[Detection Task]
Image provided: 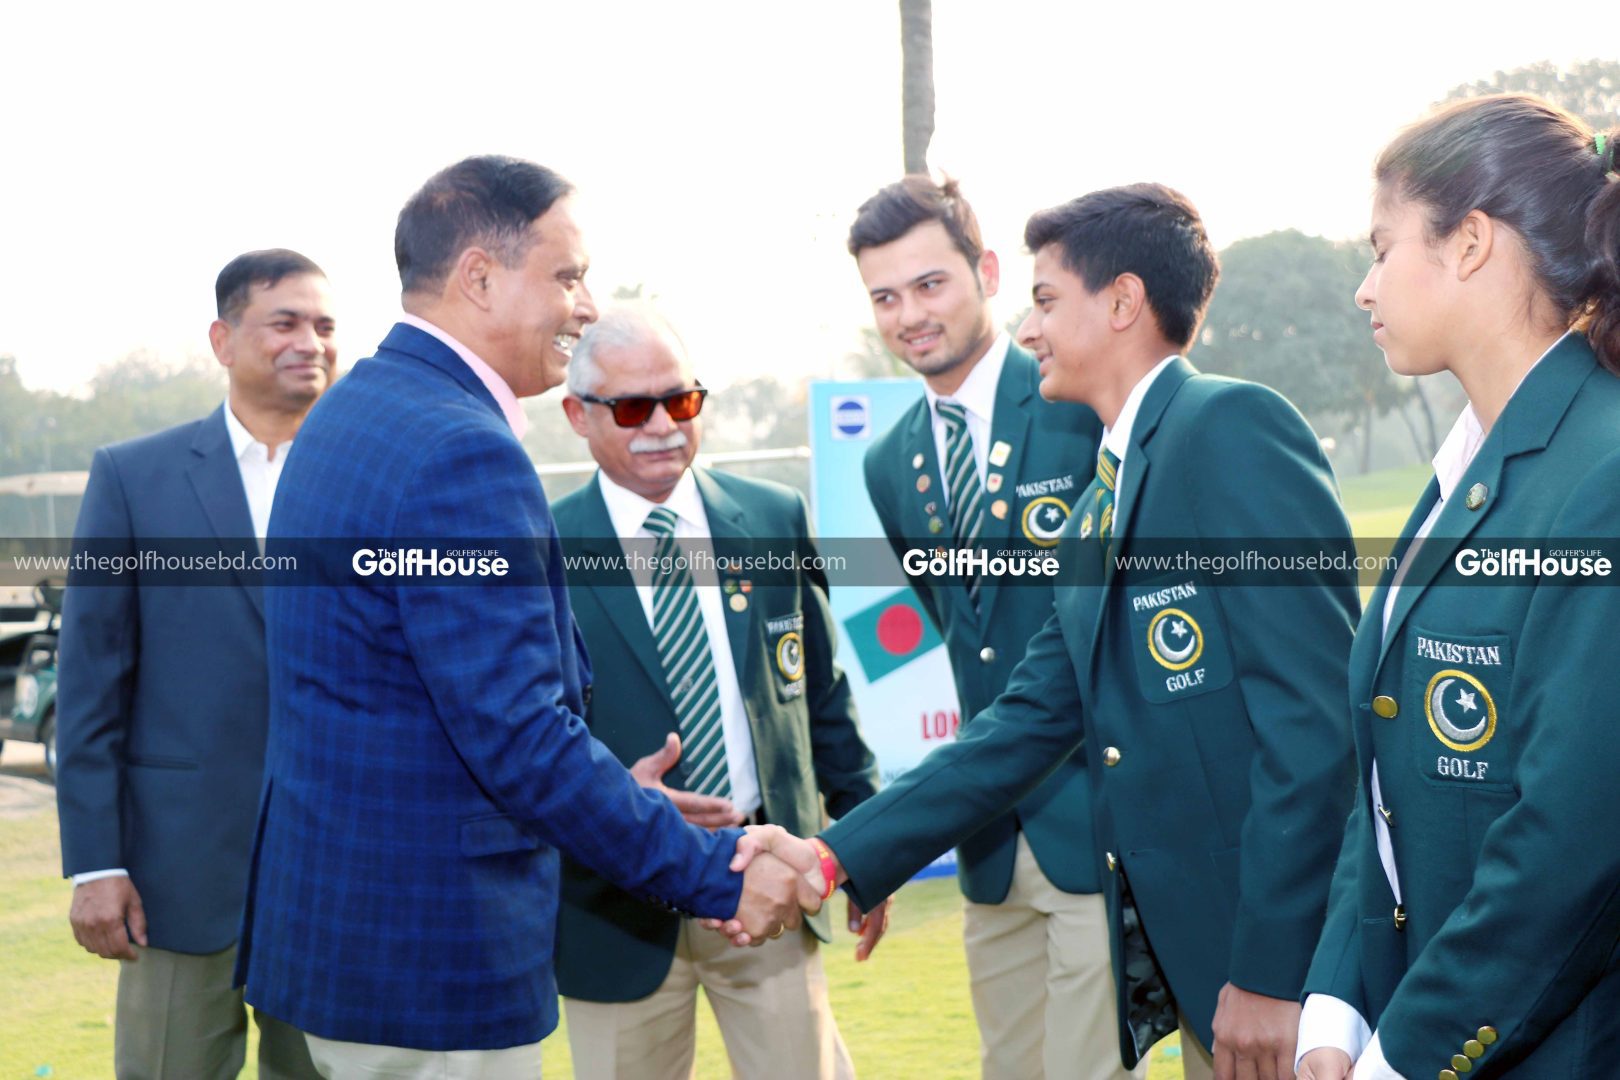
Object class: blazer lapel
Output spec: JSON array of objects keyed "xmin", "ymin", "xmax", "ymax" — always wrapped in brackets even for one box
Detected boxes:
[
  {"xmin": 1375, "ymin": 335, "xmax": 1595, "ymax": 673},
  {"xmin": 1090, "ymin": 358, "xmax": 1194, "ymax": 653},
  {"xmin": 973, "ymin": 348, "xmax": 1036, "ymax": 623},
  {"xmin": 567, "ymin": 477, "xmax": 671, "ymax": 706},
  {"xmin": 187, "ymin": 406, "xmax": 263, "ymax": 620},
  {"xmin": 693, "ymin": 469, "xmax": 759, "ymax": 683}
]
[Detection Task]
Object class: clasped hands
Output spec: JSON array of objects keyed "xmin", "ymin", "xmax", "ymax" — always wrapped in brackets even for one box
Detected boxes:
[
  {"xmin": 709, "ymin": 825, "xmax": 889, "ymax": 961},
  {"xmin": 631, "ymin": 734, "xmax": 889, "ymax": 960}
]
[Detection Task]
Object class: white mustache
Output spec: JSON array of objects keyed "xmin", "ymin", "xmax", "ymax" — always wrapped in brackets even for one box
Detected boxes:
[{"xmin": 630, "ymin": 430, "xmax": 689, "ymax": 454}]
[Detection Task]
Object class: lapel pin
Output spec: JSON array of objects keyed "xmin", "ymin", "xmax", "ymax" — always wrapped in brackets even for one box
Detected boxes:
[
  {"xmin": 991, "ymin": 499, "xmax": 1009, "ymax": 520},
  {"xmin": 740, "ymin": 580, "xmax": 752, "ymax": 593},
  {"xmin": 916, "ymin": 475, "xmax": 932, "ymax": 494},
  {"xmin": 923, "ymin": 501, "xmax": 937, "ymax": 515},
  {"xmin": 912, "ymin": 452, "xmax": 925, "ymax": 469},
  {"xmin": 723, "ymin": 579, "xmax": 739, "ymax": 595},
  {"xmin": 989, "ymin": 441, "xmax": 1012, "ymax": 467},
  {"xmin": 729, "ymin": 593, "xmax": 749, "ymax": 612},
  {"xmin": 1465, "ymin": 483, "xmax": 1488, "ymax": 511},
  {"xmin": 986, "ymin": 473, "xmax": 1003, "ymax": 493},
  {"xmin": 928, "ymin": 516, "xmax": 945, "ymax": 534}
]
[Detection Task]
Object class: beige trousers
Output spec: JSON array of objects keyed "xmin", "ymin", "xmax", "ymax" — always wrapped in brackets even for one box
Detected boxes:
[
  {"xmin": 303, "ymin": 1034, "xmax": 541, "ymax": 1079},
  {"xmin": 1176, "ymin": 1014, "xmax": 1215, "ymax": 1080},
  {"xmin": 113, "ymin": 943, "xmax": 320, "ymax": 1080},
  {"xmin": 962, "ymin": 833, "xmax": 1147, "ymax": 1080},
  {"xmin": 564, "ymin": 917, "xmax": 853, "ymax": 1080}
]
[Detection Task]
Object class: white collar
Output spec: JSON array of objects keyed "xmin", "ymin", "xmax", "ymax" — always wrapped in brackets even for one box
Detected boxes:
[
  {"xmin": 923, "ymin": 332, "xmax": 1010, "ymax": 425},
  {"xmin": 1433, "ymin": 330, "xmax": 1570, "ymax": 501},
  {"xmin": 1102, "ymin": 355, "xmax": 1181, "ymax": 462},
  {"xmin": 596, "ymin": 467, "xmax": 708, "ymax": 537},
  {"xmin": 222, "ymin": 400, "xmax": 284, "ymax": 461}
]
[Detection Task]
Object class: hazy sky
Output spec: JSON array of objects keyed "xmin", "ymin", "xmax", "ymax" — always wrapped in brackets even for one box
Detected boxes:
[{"xmin": 0, "ymin": 1, "xmax": 1607, "ymax": 396}]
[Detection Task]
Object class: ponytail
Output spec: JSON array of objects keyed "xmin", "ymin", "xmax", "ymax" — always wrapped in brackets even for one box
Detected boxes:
[{"xmin": 1584, "ymin": 128, "xmax": 1620, "ymax": 374}]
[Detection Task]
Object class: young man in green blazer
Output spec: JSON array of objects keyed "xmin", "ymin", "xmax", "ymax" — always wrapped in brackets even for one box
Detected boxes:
[
  {"xmin": 553, "ymin": 306, "xmax": 881, "ymax": 1080},
  {"xmin": 741, "ymin": 184, "xmax": 1359, "ymax": 1080},
  {"xmin": 849, "ymin": 176, "xmax": 1127, "ymax": 1080}
]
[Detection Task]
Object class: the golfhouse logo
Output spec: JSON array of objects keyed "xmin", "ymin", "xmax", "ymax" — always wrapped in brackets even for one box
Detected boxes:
[
  {"xmin": 352, "ymin": 548, "xmax": 511, "ymax": 577},
  {"xmin": 1454, "ymin": 547, "xmax": 1613, "ymax": 578},
  {"xmin": 902, "ymin": 547, "xmax": 1060, "ymax": 579}
]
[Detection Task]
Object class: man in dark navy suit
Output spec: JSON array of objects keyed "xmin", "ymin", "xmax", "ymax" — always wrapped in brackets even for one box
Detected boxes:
[
  {"xmin": 236, "ymin": 157, "xmax": 818, "ymax": 1079},
  {"xmin": 57, "ymin": 249, "xmax": 336, "ymax": 1079}
]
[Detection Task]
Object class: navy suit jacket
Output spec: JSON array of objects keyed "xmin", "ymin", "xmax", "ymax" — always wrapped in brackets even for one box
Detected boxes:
[
  {"xmin": 56, "ymin": 407, "xmax": 271, "ymax": 954},
  {"xmin": 236, "ymin": 323, "xmax": 746, "ymax": 1050}
]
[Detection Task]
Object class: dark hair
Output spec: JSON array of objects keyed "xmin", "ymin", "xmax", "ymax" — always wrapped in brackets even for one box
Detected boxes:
[
  {"xmin": 1377, "ymin": 94, "xmax": 1620, "ymax": 373},
  {"xmin": 847, "ymin": 174, "xmax": 984, "ymax": 266},
  {"xmin": 1023, "ymin": 183, "xmax": 1219, "ymax": 349},
  {"xmin": 395, "ymin": 155, "xmax": 574, "ymax": 294},
  {"xmin": 215, "ymin": 249, "xmax": 325, "ymax": 323}
]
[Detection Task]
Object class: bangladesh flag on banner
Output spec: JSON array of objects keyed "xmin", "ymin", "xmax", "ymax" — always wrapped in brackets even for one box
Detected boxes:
[{"xmin": 843, "ymin": 589, "xmax": 943, "ymax": 683}]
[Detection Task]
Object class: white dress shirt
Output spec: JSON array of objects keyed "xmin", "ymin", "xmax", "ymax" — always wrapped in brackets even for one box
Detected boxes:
[
  {"xmin": 923, "ymin": 333, "xmax": 1009, "ymax": 500},
  {"xmin": 72, "ymin": 401, "xmax": 295, "ymax": 888},
  {"xmin": 596, "ymin": 469, "xmax": 761, "ymax": 816},
  {"xmin": 1295, "ymin": 334, "xmax": 1566, "ymax": 1080},
  {"xmin": 1102, "ymin": 354, "xmax": 1181, "ymax": 507},
  {"xmin": 223, "ymin": 401, "xmax": 292, "ymax": 547}
]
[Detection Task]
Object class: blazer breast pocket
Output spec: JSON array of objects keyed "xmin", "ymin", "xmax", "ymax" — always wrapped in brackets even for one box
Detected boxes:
[
  {"xmin": 1404, "ymin": 624, "xmax": 1515, "ymax": 792},
  {"xmin": 764, "ymin": 610, "xmax": 807, "ymax": 703},
  {"xmin": 1124, "ymin": 576, "xmax": 1234, "ymax": 705}
]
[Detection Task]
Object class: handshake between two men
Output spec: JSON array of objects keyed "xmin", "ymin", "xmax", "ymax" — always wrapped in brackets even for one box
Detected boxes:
[{"xmin": 631, "ymin": 732, "xmax": 890, "ymax": 961}]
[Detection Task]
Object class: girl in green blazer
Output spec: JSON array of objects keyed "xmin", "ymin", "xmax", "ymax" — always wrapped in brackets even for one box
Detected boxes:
[{"xmin": 1298, "ymin": 96, "xmax": 1620, "ymax": 1080}]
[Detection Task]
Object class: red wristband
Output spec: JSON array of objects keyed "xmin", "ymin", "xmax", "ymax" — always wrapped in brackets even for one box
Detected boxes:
[{"xmin": 808, "ymin": 837, "xmax": 838, "ymax": 901}]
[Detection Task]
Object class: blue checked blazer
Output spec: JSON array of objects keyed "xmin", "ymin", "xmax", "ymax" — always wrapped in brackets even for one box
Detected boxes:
[{"xmin": 235, "ymin": 322, "xmax": 746, "ymax": 1051}]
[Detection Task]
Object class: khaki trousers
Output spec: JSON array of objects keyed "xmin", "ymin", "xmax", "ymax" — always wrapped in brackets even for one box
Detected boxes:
[
  {"xmin": 565, "ymin": 917, "xmax": 853, "ymax": 1080},
  {"xmin": 113, "ymin": 943, "xmax": 320, "ymax": 1080},
  {"xmin": 303, "ymin": 1034, "xmax": 542, "ymax": 1079},
  {"xmin": 1175, "ymin": 1014, "xmax": 1215, "ymax": 1080},
  {"xmin": 962, "ymin": 834, "xmax": 1146, "ymax": 1080}
]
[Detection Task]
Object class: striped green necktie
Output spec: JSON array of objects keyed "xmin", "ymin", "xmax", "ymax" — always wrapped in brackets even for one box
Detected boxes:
[
  {"xmin": 936, "ymin": 400, "xmax": 984, "ymax": 608},
  {"xmin": 1094, "ymin": 445, "xmax": 1121, "ymax": 551},
  {"xmin": 643, "ymin": 506, "xmax": 730, "ymax": 798}
]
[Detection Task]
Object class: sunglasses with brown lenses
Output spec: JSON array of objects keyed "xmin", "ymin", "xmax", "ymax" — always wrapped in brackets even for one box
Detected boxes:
[{"xmin": 578, "ymin": 385, "xmax": 708, "ymax": 428}]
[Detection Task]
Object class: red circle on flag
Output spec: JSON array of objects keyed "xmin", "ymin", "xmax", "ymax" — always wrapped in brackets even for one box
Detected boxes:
[{"xmin": 876, "ymin": 604, "xmax": 924, "ymax": 655}]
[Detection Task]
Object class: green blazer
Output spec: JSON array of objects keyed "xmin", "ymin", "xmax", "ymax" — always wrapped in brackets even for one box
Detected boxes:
[
  {"xmin": 863, "ymin": 344, "xmax": 1105, "ymax": 901},
  {"xmin": 825, "ymin": 358, "xmax": 1358, "ymax": 1059},
  {"xmin": 553, "ymin": 467, "xmax": 879, "ymax": 1003},
  {"xmin": 1305, "ymin": 334, "xmax": 1620, "ymax": 1078}
]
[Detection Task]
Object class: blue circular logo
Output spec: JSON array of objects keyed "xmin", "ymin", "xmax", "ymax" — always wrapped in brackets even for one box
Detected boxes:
[{"xmin": 833, "ymin": 397, "xmax": 869, "ymax": 438}]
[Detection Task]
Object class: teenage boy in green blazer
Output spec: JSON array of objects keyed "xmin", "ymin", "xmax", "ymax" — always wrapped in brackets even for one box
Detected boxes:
[
  {"xmin": 849, "ymin": 176, "xmax": 1126, "ymax": 1080},
  {"xmin": 739, "ymin": 184, "xmax": 1359, "ymax": 1080}
]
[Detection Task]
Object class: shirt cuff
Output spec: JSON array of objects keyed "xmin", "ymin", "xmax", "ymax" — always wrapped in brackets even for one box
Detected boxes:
[
  {"xmin": 1295, "ymin": 993, "xmax": 1373, "ymax": 1071},
  {"xmin": 71, "ymin": 868, "xmax": 130, "ymax": 886},
  {"xmin": 1356, "ymin": 1032, "xmax": 1408, "ymax": 1080}
]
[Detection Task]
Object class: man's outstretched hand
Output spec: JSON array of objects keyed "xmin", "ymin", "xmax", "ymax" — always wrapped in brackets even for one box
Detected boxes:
[
  {"xmin": 629, "ymin": 732, "xmax": 744, "ymax": 829},
  {"xmin": 722, "ymin": 826, "xmax": 826, "ymax": 945}
]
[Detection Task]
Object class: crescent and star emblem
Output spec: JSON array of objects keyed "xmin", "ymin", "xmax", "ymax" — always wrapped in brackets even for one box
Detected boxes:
[
  {"xmin": 1146, "ymin": 607, "xmax": 1203, "ymax": 671},
  {"xmin": 1424, "ymin": 668, "xmax": 1496, "ymax": 752}
]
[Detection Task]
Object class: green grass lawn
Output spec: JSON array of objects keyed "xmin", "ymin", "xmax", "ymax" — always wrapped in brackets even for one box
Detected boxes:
[
  {"xmin": 0, "ymin": 772, "xmax": 1184, "ymax": 1079},
  {"xmin": 1340, "ymin": 462, "xmax": 1429, "ymax": 539},
  {"xmin": 3, "ymin": 462, "xmax": 1436, "ymax": 1078}
]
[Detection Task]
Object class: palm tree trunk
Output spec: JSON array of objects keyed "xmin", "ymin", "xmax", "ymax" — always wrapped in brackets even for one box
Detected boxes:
[{"xmin": 899, "ymin": 0, "xmax": 934, "ymax": 174}]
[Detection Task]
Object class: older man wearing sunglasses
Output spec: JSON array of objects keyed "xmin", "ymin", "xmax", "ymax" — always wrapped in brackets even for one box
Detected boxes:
[{"xmin": 554, "ymin": 306, "xmax": 884, "ymax": 1080}]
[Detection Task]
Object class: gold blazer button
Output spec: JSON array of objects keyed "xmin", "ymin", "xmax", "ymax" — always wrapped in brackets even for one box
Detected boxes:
[
  {"xmin": 1372, "ymin": 695, "xmax": 1399, "ymax": 718},
  {"xmin": 1103, "ymin": 746, "xmax": 1122, "ymax": 767}
]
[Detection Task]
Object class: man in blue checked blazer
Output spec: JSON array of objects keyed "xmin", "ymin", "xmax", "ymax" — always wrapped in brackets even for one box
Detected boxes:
[{"xmin": 235, "ymin": 156, "xmax": 817, "ymax": 1078}]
